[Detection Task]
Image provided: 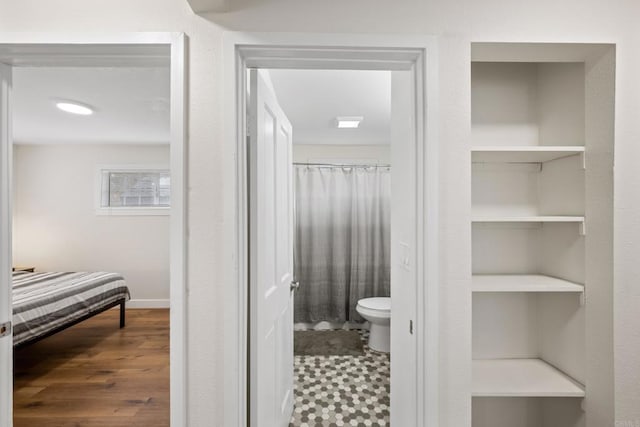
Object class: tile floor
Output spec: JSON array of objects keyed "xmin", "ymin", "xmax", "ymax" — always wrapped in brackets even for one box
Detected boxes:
[{"xmin": 289, "ymin": 330, "xmax": 391, "ymax": 427}]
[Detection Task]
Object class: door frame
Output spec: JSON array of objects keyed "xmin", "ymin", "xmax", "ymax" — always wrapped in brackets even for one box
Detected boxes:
[
  {"xmin": 223, "ymin": 32, "xmax": 441, "ymax": 427},
  {"xmin": 0, "ymin": 32, "xmax": 187, "ymax": 427},
  {"xmin": 0, "ymin": 62, "xmax": 12, "ymax": 427}
]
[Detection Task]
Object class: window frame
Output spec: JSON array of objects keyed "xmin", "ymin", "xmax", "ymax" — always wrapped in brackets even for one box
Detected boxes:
[{"xmin": 95, "ymin": 164, "xmax": 171, "ymax": 216}]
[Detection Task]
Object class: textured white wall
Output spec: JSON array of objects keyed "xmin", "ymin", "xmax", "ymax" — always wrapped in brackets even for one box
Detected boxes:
[
  {"xmin": 12, "ymin": 144, "xmax": 170, "ymax": 304},
  {"xmin": 1, "ymin": 1, "xmax": 640, "ymax": 425}
]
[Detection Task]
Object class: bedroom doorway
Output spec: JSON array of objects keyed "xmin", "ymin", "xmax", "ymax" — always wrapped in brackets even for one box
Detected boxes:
[
  {"xmin": 223, "ymin": 34, "xmax": 440, "ymax": 427},
  {"xmin": 0, "ymin": 34, "xmax": 186, "ymax": 427}
]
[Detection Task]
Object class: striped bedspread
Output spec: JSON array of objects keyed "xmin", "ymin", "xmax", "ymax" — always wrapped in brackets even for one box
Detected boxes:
[{"xmin": 12, "ymin": 271, "xmax": 130, "ymax": 347}]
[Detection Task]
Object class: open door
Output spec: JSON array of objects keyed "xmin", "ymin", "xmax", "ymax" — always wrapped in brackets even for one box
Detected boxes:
[
  {"xmin": 248, "ymin": 69, "xmax": 295, "ymax": 427},
  {"xmin": 390, "ymin": 68, "xmax": 418, "ymax": 426},
  {"xmin": 0, "ymin": 63, "xmax": 13, "ymax": 427}
]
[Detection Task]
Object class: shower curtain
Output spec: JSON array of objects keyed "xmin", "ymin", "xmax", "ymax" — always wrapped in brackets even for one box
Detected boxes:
[{"xmin": 293, "ymin": 164, "xmax": 391, "ymax": 323}]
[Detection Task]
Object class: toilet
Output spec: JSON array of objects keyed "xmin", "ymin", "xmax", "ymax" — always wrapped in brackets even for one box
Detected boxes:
[{"xmin": 356, "ymin": 297, "xmax": 391, "ymax": 353}]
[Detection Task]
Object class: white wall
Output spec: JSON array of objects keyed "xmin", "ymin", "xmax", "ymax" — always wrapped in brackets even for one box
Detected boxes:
[
  {"xmin": 1, "ymin": 1, "xmax": 640, "ymax": 426},
  {"xmin": 292, "ymin": 144, "xmax": 390, "ymax": 164},
  {"xmin": 12, "ymin": 144, "xmax": 170, "ymax": 306}
]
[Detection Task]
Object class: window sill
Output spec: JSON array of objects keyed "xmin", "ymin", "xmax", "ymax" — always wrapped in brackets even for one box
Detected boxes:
[{"xmin": 95, "ymin": 207, "xmax": 170, "ymax": 216}]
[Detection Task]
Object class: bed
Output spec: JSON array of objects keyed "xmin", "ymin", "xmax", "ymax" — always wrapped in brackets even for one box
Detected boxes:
[{"xmin": 12, "ymin": 271, "xmax": 130, "ymax": 348}]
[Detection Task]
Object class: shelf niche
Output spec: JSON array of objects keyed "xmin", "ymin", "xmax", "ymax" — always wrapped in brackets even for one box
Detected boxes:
[
  {"xmin": 472, "ymin": 154, "xmax": 585, "ymax": 222},
  {"xmin": 469, "ymin": 41, "xmax": 616, "ymax": 427},
  {"xmin": 471, "ymin": 62, "xmax": 585, "ymax": 148}
]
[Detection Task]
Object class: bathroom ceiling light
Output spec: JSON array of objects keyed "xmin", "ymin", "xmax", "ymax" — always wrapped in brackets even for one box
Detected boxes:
[
  {"xmin": 55, "ymin": 101, "xmax": 94, "ymax": 116},
  {"xmin": 336, "ymin": 116, "xmax": 363, "ymax": 129}
]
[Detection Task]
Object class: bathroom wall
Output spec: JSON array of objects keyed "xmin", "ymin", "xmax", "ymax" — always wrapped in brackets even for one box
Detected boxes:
[{"xmin": 293, "ymin": 144, "xmax": 390, "ymax": 164}]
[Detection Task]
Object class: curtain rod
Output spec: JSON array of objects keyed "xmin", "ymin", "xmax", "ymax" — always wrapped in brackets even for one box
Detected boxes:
[{"xmin": 293, "ymin": 162, "xmax": 391, "ymax": 168}]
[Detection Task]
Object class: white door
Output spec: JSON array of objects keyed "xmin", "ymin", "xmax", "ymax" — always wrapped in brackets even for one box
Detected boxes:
[
  {"xmin": 390, "ymin": 68, "xmax": 418, "ymax": 426},
  {"xmin": 248, "ymin": 69, "xmax": 295, "ymax": 427},
  {"xmin": 0, "ymin": 63, "xmax": 13, "ymax": 427}
]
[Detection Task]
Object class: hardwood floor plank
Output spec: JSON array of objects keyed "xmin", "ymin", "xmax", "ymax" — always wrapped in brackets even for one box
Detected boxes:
[{"xmin": 14, "ymin": 308, "xmax": 169, "ymax": 427}]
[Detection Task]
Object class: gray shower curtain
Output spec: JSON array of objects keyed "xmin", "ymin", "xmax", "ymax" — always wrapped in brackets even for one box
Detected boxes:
[{"xmin": 293, "ymin": 165, "xmax": 391, "ymax": 323}]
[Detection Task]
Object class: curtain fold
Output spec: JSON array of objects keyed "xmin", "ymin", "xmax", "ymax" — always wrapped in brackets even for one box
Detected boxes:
[{"xmin": 294, "ymin": 165, "xmax": 390, "ymax": 323}]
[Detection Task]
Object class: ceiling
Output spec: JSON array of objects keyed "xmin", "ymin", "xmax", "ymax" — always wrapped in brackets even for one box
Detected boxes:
[
  {"xmin": 12, "ymin": 66, "xmax": 170, "ymax": 145},
  {"xmin": 267, "ymin": 69, "xmax": 390, "ymax": 145},
  {"xmin": 11, "ymin": 66, "xmax": 387, "ymax": 146}
]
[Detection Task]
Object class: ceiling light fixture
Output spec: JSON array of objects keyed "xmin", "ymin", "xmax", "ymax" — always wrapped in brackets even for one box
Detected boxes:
[
  {"xmin": 55, "ymin": 101, "xmax": 94, "ymax": 116},
  {"xmin": 336, "ymin": 116, "xmax": 363, "ymax": 129}
]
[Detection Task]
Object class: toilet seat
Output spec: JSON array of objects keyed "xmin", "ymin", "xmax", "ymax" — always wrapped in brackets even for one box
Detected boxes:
[{"xmin": 357, "ymin": 297, "xmax": 390, "ymax": 315}]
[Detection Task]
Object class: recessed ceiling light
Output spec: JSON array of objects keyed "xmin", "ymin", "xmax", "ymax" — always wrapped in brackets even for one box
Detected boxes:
[
  {"xmin": 336, "ymin": 116, "xmax": 363, "ymax": 129},
  {"xmin": 56, "ymin": 101, "xmax": 94, "ymax": 116}
]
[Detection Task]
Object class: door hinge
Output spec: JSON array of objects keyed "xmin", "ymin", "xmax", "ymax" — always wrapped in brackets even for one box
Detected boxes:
[
  {"xmin": 0, "ymin": 321, "xmax": 11, "ymax": 338},
  {"xmin": 409, "ymin": 320, "xmax": 413, "ymax": 335}
]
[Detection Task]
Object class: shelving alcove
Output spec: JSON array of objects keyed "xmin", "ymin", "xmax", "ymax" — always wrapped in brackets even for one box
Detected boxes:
[{"xmin": 470, "ymin": 42, "xmax": 615, "ymax": 427}]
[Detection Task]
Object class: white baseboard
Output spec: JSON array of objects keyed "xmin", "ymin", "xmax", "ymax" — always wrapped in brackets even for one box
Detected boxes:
[{"xmin": 126, "ymin": 299, "xmax": 170, "ymax": 309}]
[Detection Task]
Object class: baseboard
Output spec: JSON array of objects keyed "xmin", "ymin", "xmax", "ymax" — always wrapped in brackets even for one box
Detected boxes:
[{"xmin": 126, "ymin": 299, "xmax": 170, "ymax": 309}]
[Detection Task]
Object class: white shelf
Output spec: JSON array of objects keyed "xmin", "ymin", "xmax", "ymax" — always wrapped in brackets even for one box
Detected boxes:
[
  {"xmin": 472, "ymin": 146, "xmax": 585, "ymax": 164},
  {"xmin": 472, "ymin": 358, "xmax": 585, "ymax": 397},
  {"xmin": 472, "ymin": 216, "xmax": 586, "ymax": 235},
  {"xmin": 472, "ymin": 274, "xmax": 584, "ymax": 293},
  {"xmin": 472, "ymin": 215, "xmax": 584, "ymax": 223}
]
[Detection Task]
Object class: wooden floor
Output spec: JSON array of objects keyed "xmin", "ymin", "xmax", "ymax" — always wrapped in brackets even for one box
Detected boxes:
[{"xmin": 13, "ymin": 309, "xmax": 169, "ymax": 427}]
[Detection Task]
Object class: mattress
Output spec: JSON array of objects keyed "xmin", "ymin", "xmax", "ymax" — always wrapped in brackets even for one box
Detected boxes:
[{"xmin": 12, "ymin": 271, "xmax": 130, "ymax": 346}]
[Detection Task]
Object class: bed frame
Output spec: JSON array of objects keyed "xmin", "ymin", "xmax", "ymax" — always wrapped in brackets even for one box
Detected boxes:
[{"xmin": 14, "ymin": 299, "xmax": 127, "ymax": 349}]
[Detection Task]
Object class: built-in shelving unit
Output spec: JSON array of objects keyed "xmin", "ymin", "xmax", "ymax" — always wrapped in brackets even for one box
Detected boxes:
[
  {"xmin": 472, "ymin": 274, "xmax": 584, "ymax": 293},
  {"xmin": 469, "ymin": 43, "xmax": 614, "ymax": 427},
  {"xmin": 472, "ymin": 146, "xmax": 585, "ymax": 164},
  {"xmin": 472, "ymin": 359, "xmax": 586, "ymax": 397}
]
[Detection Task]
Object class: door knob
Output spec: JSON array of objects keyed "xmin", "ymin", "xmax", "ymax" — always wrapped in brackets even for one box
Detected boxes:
[{"xmin": 290, "ymin": 281, "xmax": 300, "ymax": 292}]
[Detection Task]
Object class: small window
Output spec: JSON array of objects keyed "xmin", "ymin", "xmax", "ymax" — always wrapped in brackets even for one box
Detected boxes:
[{"xmin": 97, "ymin": 168, "xmax": 170, "ymax": 215}]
